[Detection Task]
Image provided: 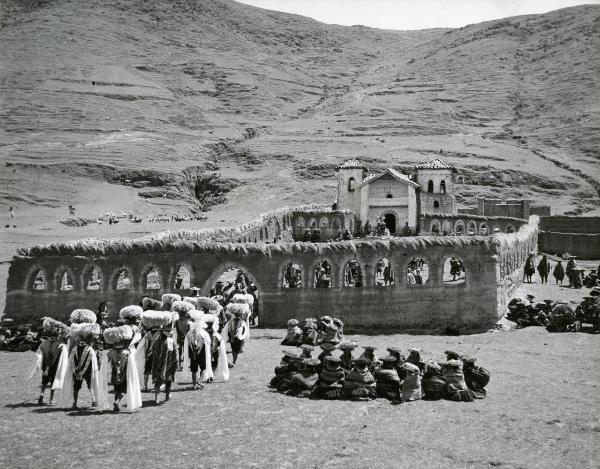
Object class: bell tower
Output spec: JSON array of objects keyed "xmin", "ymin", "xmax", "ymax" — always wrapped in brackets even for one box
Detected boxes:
[
  {"xmin": 337, "ymin": 159, "xmax": 366, "ymax": 217},
  {"xmin": 415, "ymin": 159, "xmax": 457, "ymax": 214}
]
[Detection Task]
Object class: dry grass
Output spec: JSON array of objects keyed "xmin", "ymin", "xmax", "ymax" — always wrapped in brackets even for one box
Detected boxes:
[{"xmin": 1, "ymin": 325, "xmax": 598, "ymax": 468}]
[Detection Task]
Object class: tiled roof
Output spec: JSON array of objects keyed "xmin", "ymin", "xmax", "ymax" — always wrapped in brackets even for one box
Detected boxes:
[
  {"xmin": 358, "ymin": 168, "xmax": 419, "ymax": 188},
  {"xmin": 415, "ymin": 158, "xmax": 453, "ymax": 170},
  {"xmin": 339, "ymin": 159, "xmax": 367, "ymax": 169}
]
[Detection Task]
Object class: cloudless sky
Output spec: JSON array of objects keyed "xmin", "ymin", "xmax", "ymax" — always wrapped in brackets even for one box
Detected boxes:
[{"xmin": 237, "ymin": 0, "xmax": 598, "ymax": 29}]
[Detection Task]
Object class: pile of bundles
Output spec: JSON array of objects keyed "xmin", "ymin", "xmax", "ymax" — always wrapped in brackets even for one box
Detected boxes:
[
  {"xmin": 281, "ymin": 316, "xmax": 344, "ymax": 346},
  {"xmin": 573, "ymin": 288, "xmax": 600, "ymax": 332},
  {"xmin": 507, "ymin": 289, "xmax": 600, "ymax": 333},
  {"xmin": 0, "ymin": 322, "xmax": 39, "ymax": 352},
  {"xmin": 269, "ymin": 344, "xmax": 490, "ymax": 403},
  {"xmin": 583, "ymin": 268, "xmax": 600, "ymax": 288},
  {"xmin": 507, "ymin": 296, "xmax": 554, "ymax": 328}
]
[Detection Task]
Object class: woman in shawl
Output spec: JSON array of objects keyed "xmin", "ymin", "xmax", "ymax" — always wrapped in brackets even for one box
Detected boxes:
[
  {"xmin": 374, "ymin": 356, "xmax": 401, "ymax": 401},
  {"xmin": 313, "ymin": 356, "xmax": 345, "ymax": 399},
  {"xmin": 343, "ymin": 357, "xmax": 377, "ymax": 401},
  {"xmin": 442, "ymin": 360, "xmax": 478, "ymax": 402},
  {"xmin": 281, "ymin": 319, "xmax": 302, "ymax": 346},
  {"xmin": 287, "ymin": 358, "xmax": 320, "ymax": 398},
  {"xmin": 461, "ymin": 356, "xmax": 490, "ymax": 398},
  {"xmin": 400, "ymin": 362, "xmax": 422, "ymax": 402}
]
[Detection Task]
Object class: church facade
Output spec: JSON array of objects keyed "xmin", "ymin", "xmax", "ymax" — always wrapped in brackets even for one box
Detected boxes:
[{"xmin": 336, "ymin": 158, "xmax": 457, "ymax": 234}]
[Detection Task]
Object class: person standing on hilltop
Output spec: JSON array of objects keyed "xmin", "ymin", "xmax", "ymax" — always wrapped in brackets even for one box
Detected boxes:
[{"xmin": 537, "ymin": 255, "xmax": 551, "ymax": 284}]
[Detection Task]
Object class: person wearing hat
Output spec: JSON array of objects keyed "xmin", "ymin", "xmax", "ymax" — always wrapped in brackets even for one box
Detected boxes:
[
  {"xmin": 442, "ymin": 360, "xmax": 477, "ymax": 402},
  {"xmin": 461, "ymin": 356, "xmax": 490, "ymax": 398},
  {"xmin": 343, "ymin": 357, "xmax": 377, "ymax": 401},
  {"xmin": 270, "ymin": 350, "xmax": 300, "ymax": 390},
  {"xmin": 70, "ymin": 331, "xmax": 99, "ymax": 409},
  {"xmin": 281, "ymin": 319, "xmax": 302, "ymax": 346},
  {"xmin": 287, "ymin": 358, "xmax": 320, "ymax": 398},
  {"xmin": 313, "ymin": 356, "xmax": 345, "ymax": 399},
  {"xmin": 400, "ymin": 362, "xmax": 422, "ymax": 402},
  {"xmin": 358, "ymin": 346, "xmax": 381, "ymax": 372},
  {"xmin": 537, "ymin": 255, "xmax": 551, "ymax": 284},
  {"xmin": 332, "ymin": 318, "xmax": 344, "ymax": 343},
  {"xmin": 523, "ymin": 253, "xmax": 535, "ymax": 283},
  {"xmin": 374, "ymin": 355, "xmax": 401, "ymax": 401},
  {"xmin": 301, "ymin": 319, "xmax": 318, "ymax": 346},
  {"xmin": 186, "ymin": 322, "xmax": 210, "ymax": 391},
  {"xmin": 388, "ymin": 346, "xmax": 407, "ymax": 379},
  {"xmin": 106, "ymin": 336, "xmax": 131, "ymax": 412},
  {"xmin": 151, "ymin": 325, "xmax": 178, "ymax": 405},
  {"xmin": 406, "ymin": 348, "xmax": 426, "ymax": 374},
  {"xmin": 553, "ymin": 260, "xmax": 565, "ymax": 285},
  {"xmin": 339, "ymin": 342, "xmax": 356, "ymax": 373},
  {"xmin": 421, "ymin": 361, "xmax": 447, "ymax": 401},
  {"xmin": 300, "ymin": 344, "xmax": 314, "ymax": 359},
  {"xmin": 35, "ymin": 319, "xmax": 67, "ymax": 406},
  {"xmin": 317, "ymin": 341, "xmax": 337, "ymax": 369}
]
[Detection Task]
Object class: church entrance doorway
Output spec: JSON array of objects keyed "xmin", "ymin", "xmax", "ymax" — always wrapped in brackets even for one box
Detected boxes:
[{"xmin": 384, "ymin": 213, "xmax": 396, "ymax": 234}]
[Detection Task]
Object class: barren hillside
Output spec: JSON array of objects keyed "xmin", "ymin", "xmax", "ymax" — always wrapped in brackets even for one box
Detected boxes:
[{"xmin": 1, "ymin": 0, "xmax": 599, "ymax": 221}]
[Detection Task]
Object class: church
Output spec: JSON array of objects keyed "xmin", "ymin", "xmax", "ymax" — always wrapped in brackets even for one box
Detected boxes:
[{"xmin": 336, "ymin": 158, "xmax": 457, "ymax": 234}]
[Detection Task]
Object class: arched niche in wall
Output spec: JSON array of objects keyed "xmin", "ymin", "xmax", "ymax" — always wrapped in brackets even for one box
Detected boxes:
[
  {"xmin": 440, "ymin": 180, "xmax": 447, "ymax": 194},
  {"xmin": 442, "ymin": 220, "xmax": 452, "ymax": 236},
  {"xmin": 375, "ymin": 257, "xmax": 394, "ymax": 286},
  {"xmin": 296, "ymin": 217, "xmax": 305, "ymax": 229},
  {"xmin": 427, "ymin": 180, "xmax": 434, "ymax": 193},
  {"xmin": 467, "ymin": 222, "xmax": 477, "ymax": 235},
  {"xmin": 479, "ymin": 223, "xmax": 488, "ymax": 235},
  {"xmin": 113, "ymin": 267, "xmax": 132, "ymax": 290},
  {"xmin": 506, "ymin": 226, "xmax": 514, "ymax": 233},
  {"xmin": 31, "ymin": 267, "xmax": 47, "ymax": 291},
  {"xmin": 55, "ymin": 266, "xmax": 75, "ymax": 292},
  {"xmin": 283, "ymin": 262, "xmax": 303, "ymax": 288},
  {"xmin": 144, "ymin": 266, "xmax": 161, "ymax": 290},
  {"xmin": 320, "ymin": 216, "xmax": 329, "ymax": 229},
  {"xmin": 173, "ymin": 265, "xmax": 191, "ymax": 290},
  {"xmin": 443, "ymin": 256, "xmax": 466, "ymax": 285},
  {"xmin": 455, "ymin": 221, "xmax": 465, "ymax": 235},
  {"xmin": 406, "ymin": 257, "xmax": 429, "ymax": 285},
  {"xmin": 348, "ymin": 177, "xmax": 356, "ymax": 191},
  {"xmin": 344, "ymin": 259, "xmax": 363, "ymax": 287},
  {"xmin": 313, "ymin": 260, "xmax": 332, "ymax": 288},
  {"xmin": 84, "ymin": 265, "xmax": 102, "ymax": 291},
  {"xmin": 430, "ymin": 220, "xmax": 440, "ymax": 235}
]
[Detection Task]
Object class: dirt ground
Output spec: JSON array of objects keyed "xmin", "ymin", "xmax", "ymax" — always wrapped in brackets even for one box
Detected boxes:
[{"xmin": 0, "ymin": 267, "xmax": 598, "ymax": 469}]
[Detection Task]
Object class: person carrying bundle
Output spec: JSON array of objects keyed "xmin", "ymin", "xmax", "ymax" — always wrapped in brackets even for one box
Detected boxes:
[
  {"xmin": 32, "ymin": 318, "xmax": 68, "ymax": 406},
  {"xmin": 281, "ymin": 319, "xmax": 303, "ymax": 346},
  {"xmin": 104, "ymin": 325, "xmax": 142, "ymax": 412},
  {"xmin": 226, "ymin": 303, "xmax": 250, "ymax": 367}
]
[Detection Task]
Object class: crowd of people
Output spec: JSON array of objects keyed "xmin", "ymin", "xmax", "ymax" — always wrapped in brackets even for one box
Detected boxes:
[
  {"xmin": 275, "ymin": 316, "xmax": 490, "ymax": 402},
  {"xmin": 507, "ymin": 288, "xmax": 600, "ymax": 332},
  {"xmin": 28, "ymin": 292, "xmax": 254, "ymax": 412},
  {"xmin": 524, "ymin": 254, "xmax": 599, "ymax": 289}
]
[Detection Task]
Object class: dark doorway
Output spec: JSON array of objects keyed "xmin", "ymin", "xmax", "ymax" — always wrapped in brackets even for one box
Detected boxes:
[{"xmin": 384, "ymin": 213, "xmax": 396, "ymax": 234}]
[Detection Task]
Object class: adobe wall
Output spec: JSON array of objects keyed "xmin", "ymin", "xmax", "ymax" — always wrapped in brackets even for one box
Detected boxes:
[
  {"xmin": 538, "ymin": 232, "xmax": 600, "ymax": 259},
  {"xmin": 291, "ymin": 210, "xmax": 354, "ymax": 241},
  {"xmin": 539, "ymin": 216, "xmax": 600, "ymax": 234},
  {"xmin": 420, "ymin": 214, "xmax": 527, "ymax": 235},
  {"xmin": 494, "ymin": 217, "xmax": 540, "ymax": 312},
  {"xmin": 5, "ymin": 239, "xmax": 507, "ymax": 334}
]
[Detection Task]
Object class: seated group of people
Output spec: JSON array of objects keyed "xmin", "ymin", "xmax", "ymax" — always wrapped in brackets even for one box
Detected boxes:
[
  {"xmin": 281, "ymin": 316, "xmax": 345, "ymax": 346},
  {"xmin": 269, "ymin": 342, "xmax": 490, "ymax": 403},
  {"xmin": 508, "ymin": 289, "xmax": 600, "ymax": 332}
]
